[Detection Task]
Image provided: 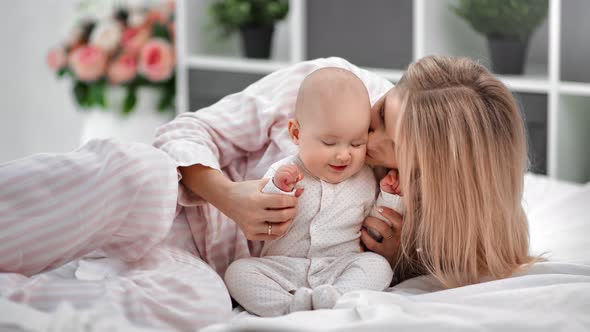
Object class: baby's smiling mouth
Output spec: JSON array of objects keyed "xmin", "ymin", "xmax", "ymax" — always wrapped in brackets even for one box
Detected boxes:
[{"xmin": 329, "ymin": 164, "xmax": 347, "ymax": 171}]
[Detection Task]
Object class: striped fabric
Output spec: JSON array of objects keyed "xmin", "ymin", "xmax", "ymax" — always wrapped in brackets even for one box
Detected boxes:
[{"xmin": 0, "ymin": 57, "xmax": 392, "ymax": 331}]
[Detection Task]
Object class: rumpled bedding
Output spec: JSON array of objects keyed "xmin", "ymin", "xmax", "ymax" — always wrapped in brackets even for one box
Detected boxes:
[{"xmin": 1, "ymin": 173, "xmax": 589, "ymax": 332}]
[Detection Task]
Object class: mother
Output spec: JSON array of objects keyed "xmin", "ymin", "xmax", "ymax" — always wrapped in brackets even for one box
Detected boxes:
[{"xmin": 0, "ymin": 56, "xmax": 537, "ymax": 330}]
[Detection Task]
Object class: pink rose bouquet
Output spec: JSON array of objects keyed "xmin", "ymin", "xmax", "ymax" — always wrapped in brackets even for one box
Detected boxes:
[{"xmin": 47, "ymin": 0, "xmax": 176, "ymax": 114}]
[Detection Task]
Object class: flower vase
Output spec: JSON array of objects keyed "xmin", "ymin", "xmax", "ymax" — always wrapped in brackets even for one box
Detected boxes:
[{"xmin": 79, "ymin": 87, "xmax": 174, "ymax": 145}]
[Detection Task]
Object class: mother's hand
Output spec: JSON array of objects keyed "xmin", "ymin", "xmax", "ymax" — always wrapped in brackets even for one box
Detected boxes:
[
  {"xmin": 361, "ymin": 207, "xmax": 403, "ymax": 266},
  {"xmin": 180, "ymin": 164, "xmax": 301, "ymax": 241},
  {"xmin": 224, "ymin": 178, "xmax": 302, "ymax": 241}
]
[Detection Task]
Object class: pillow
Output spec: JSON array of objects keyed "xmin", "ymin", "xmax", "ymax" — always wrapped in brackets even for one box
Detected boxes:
[{"xmin": 524, "ymin": 173, "xmax": 590, "ymax": 264}]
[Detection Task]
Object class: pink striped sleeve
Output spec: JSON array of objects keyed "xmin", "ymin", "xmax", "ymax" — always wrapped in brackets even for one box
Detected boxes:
[
  {"xmin": 0, "ymin": 139, "xmax": 178, "ymax": 276},
  {"xmin": 153, "ymin": 57, "xmax": 393, "ymax": 205}
]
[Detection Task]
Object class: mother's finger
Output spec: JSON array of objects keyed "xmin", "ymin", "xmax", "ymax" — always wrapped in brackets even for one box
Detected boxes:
[
  {"xmin": 256, "ymin": 220, "xmax": 292, "ymax": 237},
  {"xmin": 363, "ymin": 216, "xmax": 395, "ymax": 240},
  {"xmin": 361, "ymin": 228, "xmax": 383, "ymax": 253},
  {"xmin": 263, "ymin": 207, "xmax": 297, "ymax": 222},
  {"xmin": 260, "ymin": 193, "xmax": 298, "ymax": 209},
  {"xmin": 377, "ymin": 207, "xmax": 403, "ymax": 232}
]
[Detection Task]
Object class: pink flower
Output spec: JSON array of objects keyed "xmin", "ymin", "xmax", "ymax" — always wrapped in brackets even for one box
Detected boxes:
[
  {"xmin": 145, "ymin": 10, "xmax": 167, "ymax": 26},
  {"xmin": 47, "ymin": 47, "xmax": 67, "ymax": 70},
  {"xmin": 107, "ymin": 52, "xmax": 137, "ymax": 84},
  {"xmin": 68, "ymin": 46, "xmax": 107, "ymax": 82},
  {"xmin": 122, "ymin": 27, "xmax": 150, "ymax": 57},
  {"xmin": 138, "ymin": 38, "xmax": 175, "ymax": 82}
]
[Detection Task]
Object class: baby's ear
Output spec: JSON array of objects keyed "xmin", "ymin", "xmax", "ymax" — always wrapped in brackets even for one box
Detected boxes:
[{"xmin": 288, "ymin": 119, "xmax": 300, "ymax": 144}]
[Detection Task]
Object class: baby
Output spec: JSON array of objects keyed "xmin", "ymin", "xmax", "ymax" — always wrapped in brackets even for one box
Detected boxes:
[{"xmin": 224, "ymin": 67, "xmax": 403, "ymax": 317}]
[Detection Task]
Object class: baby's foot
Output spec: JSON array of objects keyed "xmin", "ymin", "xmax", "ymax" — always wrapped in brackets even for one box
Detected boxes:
[
  {"xmin": 380, "ymin": 169, "xmax": 402, "ymax": 195},
  {"xmin": 273, "ymin": 164, "xmax": 303, "ymax": 192},
  {"xmin": 312, "ymin": 284, "xmax": 342, "ymax": 310},
  {"xmin": 289, "ymin": 287, "xmax": 313, "ymax": 313}
]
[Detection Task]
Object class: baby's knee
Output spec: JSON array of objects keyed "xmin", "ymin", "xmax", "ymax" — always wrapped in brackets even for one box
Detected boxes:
[
  {"xmin": 224, "ymin": 259, "xmax": 256, "ymax": 289},
  {"xmin": 359, "ymin": 252, "xmax": 394, "ymax": 276}
]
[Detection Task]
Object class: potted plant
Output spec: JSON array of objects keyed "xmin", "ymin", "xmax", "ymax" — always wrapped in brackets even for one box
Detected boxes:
[
  {"xmin": 451, "ymin": 0, "xmax": 548, "ymax": 75},
  {"xmin": 46, "ymin": 0, "xmax": 176, "ymax": 144},
  {"xmin": 208, "ymin": 0, "xmax": 289, "ymax": 59}
]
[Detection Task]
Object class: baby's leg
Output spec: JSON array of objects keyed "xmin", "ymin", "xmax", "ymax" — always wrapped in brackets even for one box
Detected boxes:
[
  {"xmin": 224, "ymin": 256, "xmax": 310, "ymax": 317},
  {"xmin": 332, "ymin": 252, "xmax": 393, "ymax": 292},
  {"xmin": 312, "ymin": 253, "xmax": 393, "ymax": 309}
]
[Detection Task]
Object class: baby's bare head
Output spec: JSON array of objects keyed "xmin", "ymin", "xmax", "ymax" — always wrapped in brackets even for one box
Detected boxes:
[
  {"xmin": 290, "ymin": 67, "xmax": 371, "ymax": 184},
  {"xmin": 295, "ymin": 67, "xmax": 370, "ymax": 125}
]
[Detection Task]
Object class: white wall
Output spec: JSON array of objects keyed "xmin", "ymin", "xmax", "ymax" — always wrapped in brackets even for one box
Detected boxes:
[{"xmin": 0, "ymin": 0, "xmax": 84, "ymax": 163}]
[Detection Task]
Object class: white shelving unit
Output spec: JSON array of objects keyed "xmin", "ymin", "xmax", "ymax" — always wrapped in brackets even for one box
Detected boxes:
[{"xmin": 175, "ymin": 0, "xmax": 590, "ymax": 183}]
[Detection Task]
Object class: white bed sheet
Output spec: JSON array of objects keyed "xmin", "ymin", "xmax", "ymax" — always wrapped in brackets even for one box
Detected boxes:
[{"xmin": 1, "ymin": 173, "xmax": 589, "ymax": 332}]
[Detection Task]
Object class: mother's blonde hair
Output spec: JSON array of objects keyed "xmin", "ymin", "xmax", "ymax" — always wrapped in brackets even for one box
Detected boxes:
[{"xmin": 393, "ymin": 55, "xmax": 539, "ymax": 288}]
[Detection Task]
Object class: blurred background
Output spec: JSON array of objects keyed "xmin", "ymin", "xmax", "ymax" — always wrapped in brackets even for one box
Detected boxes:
[{"xmin": 1, "ymin": 0, "xmax": 589, "ymax": 182}]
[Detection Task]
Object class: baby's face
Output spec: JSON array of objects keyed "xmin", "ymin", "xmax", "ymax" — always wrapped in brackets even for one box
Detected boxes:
[{"xmin": 297, "ymin": 101, "xmax": 370, "ymax": 184}]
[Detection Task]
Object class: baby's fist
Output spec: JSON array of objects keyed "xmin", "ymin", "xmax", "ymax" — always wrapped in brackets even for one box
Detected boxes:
[
  {"xmin": 380, "ymin": 169, "xmax": 402, "ymax": 195},
  {"xmin": 273, "ymin": 164, "xmax": 303, "ymax": 192}
]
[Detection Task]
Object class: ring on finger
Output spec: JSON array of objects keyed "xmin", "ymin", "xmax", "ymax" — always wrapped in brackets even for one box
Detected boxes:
[{"xmin": 267, "ymin": 222, "xmax": 272, "ymax": 236}]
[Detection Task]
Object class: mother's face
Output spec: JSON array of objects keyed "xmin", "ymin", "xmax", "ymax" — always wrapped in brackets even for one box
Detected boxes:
[{"xmin": 366, "ymin": 88, "xmax": 402, "ymax": 169}]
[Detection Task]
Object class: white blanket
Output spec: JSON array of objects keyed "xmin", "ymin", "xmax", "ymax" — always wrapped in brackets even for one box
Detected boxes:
[
  {"xmin": 1, "ymin": 174, "xmax": 589, "ymax": 332},
  {"xmin": 202, "ymin": 174, "xmax": 590, "ymax": 332},
  {"xmin": 202, "ymin": 262, "xmax": 590, "ymax": 332}
]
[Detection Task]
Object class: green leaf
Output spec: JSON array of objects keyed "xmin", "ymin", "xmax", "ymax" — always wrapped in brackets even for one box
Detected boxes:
[
  {"xmin": 88, "ymin": 81, "xmax": 107, "ymax": 109},
  {"xmin": 450, "ymin": 0, "xmax": 548, "ymax": 38},
  {"xmin": 122, "ymin": 88, "xmax": 137, "ymax": 115},
  {"xmin": 152, "ymin": 22, "xmax": 171, "ymax": 41},
  {"xmin": 57, "ymin": 67, "xmax": 69, "ymax": 78},
  {"xmin": 157, "ymin": 88, "xmax": 174, "ymax": 112},
  {"xmin": 73, "ymin": 81, "xmax": 90, "ymax": 109},
  {"xmin": 208, "ymin": 0, "xmax": 289, "ymax": 38},
  {"xmin": 96, "ymin": 81, "xmax": 107, "ymax": 108},
  {"xmin": 159, "ymin": 77, "xmax": 176, "ymax": 112}
]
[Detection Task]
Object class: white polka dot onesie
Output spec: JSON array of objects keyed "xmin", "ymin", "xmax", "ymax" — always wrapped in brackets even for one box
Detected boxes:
[{"xmin": 224, "ymin": 155, "xmax": 396, "ymax": 316}]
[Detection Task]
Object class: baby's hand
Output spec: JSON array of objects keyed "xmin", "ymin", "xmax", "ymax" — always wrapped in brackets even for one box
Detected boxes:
[
  {"xmin": 380, "ymin": 169, "xmax": 402, "ymax": 196},
  {"xmin": 273, "ymin": 164, "xmax": 303, "ymax": 192}
]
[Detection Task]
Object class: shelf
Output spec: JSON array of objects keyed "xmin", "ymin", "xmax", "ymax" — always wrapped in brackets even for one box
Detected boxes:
[
  {"xmin": 556, "ymin": 95, "xmax": 590, "ymax": 183},
  {"xmin": 559, "ymin": 82, "xmax": 590, "ymax": 97},
  {"xmin": 187, "ymin": 69, "xmax": 268, "ymax": 112},
  {"xmin": 498, "ymin": 75, "xmax": 550, "ymax": 94},
  {"xmin": 177, "ymin": 0, "xmax": 590, "ymax": 183},
  {"xmin": 560, "ymin": 0, "xmax": 590, "ymax": 83},
  {"xmin": 186, "ymin": 55, "xmax": 290, "ymax": 74}
]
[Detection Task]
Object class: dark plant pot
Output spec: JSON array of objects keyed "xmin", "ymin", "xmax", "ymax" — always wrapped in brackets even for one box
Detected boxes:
[
  {"xmin": 486, "ymin": 35, "xmax": 530, "ymax": 75},
  {"xmin": 239, "ymin": 25, "xmax": 275, "ymax": 59}
]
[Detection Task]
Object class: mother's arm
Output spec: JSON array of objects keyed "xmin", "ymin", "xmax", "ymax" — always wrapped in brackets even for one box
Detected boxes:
[
  {"xmin": 155, "ymin": 58, "xmax": 379, "ymax": 239},
  {"xmin": 179, "ymin": 164, "xmax": 299, "ymax": 240}
]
